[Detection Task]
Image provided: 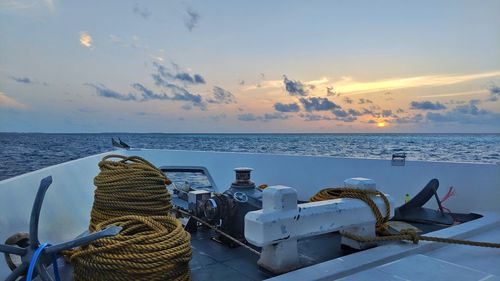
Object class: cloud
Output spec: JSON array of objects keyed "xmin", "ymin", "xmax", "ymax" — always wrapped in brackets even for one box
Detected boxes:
[
  {"xmin": 299, "ymin": 97, "xmax": 340, "ymax": 111},
  {"xmin": 170, "ymin": 91, "xmax": 205, "ymax": 109},
  {"xmin": 332, "ymin": 109, "xmax": 348, "ymax": 117},
  {"xmin": 358, "ymin": 108, "xmax": 379, "ymax": 118},
  {"xmin": 10, "ymin": 76, "xmax": 32, "ymax": 84},
  {"xmin": 133, "ymin": 3, "xmax": 151, "ymax": 19},
  {"xmin": 149, "ymin": 62, "xmax": 207, "ymax": 109},
  {"xmin": 238, "ymin": 112, "xmax": 288, "ymax": 122},
  {"xmin": 419, "ymin": 89, "xmax": 485, "ymax": 99},
  {"xmin": 9, "ymin": 76, "xmax": 48, "ymax": 86},
  {"xmin": 299, "ymin": 113, "xmax": 334, "ymax": 121},
  {"xmin": 336, "ymin": 116, "xmax": 357, "ymax": 122},
  {"xmin": 410, "ymin": 101, "xmax": 446, "ymax": 110},
  {"xmin": 426, "ymin": 101, "xmax": 500, "ymax": 124},
  {"xmin": 358, "ymin": 98, "xmax": 373, "ymax": 104},
  {"xmin": 153, "ymin": 62, "xmax": 205, "ymax": 85},
  {"xmin": 300, "ymin": 111, "xmax": 355, "ymax": 122},
  {"xmin": 331, "ymin": 109, "xmax": 359, "ymax": 122},
  {"xmin": 0, "ymin": 91, "xmax": 28, "ymax": 109},
  {"xmin": 247, "ymin": 71, "xmax": 500, "ymax": 96},
  {"xmin": 489, "ymin": 84, "xmax": 500, "ymax": 95},
  {"xmin": 395, "ymin": 113, "xmax": 424, "ymax": 124},
  {"xmin": 263, "ymin": 112, "xmax": 289, "ymax": 121},
  {"xmin": 79, "ymin": 32, "xmax": 92, "ymax": 48},
  {"xmin": 274, "ymin": 102, "xmax": 300, "ymax": 112},
  {"xmin": 238, "ymin": 113, "xmax": 259, "ymax": 121},
  {"xmin": 86, "ymin": 83, "xmax": 137, "ymax": 101},
  {"xmin": 207, "ymin": 86, "xmax": 236, "ymax": 104},
  {"xmin": 340, "ymin": 71, "xmax": 500, "ymax": 95},
  {"xmin": 184, "ymin": 7, "xmax": 200, "ymax": 31},
  {"xmin": 343, "ymin": 97, "xmax": 353, "ymax": 104},
  {"xmin": 132, "ymin": 83, "xmax": 169, "ymax": 100},
  {"xmin": 486, "ymin": 84, "xmax": 500, "ymax": 102},
  {"xmin": 326, "ymin": 86, "xmax": 338, "ymax": 96},
  {"xmin": 344, "ymin": 107, "xmax": 388, "ymax": 119},
  {"xmin": 178, "ymin": 73, "xmax": 205, "ymax": 84},
  {"xmin": 283, "ymin": 75, "xmax": 309, "ymax": 96},
  {"xmin": 382, "ymin": 109, "xmax": 394, "ymax": 117},
  {"xmin": 347, "ymin": 108, "xmax": 363, "ymax": 116},
  {"xmin": 132, "ymin": 82, "xmax": 206, "ymax": 110}
]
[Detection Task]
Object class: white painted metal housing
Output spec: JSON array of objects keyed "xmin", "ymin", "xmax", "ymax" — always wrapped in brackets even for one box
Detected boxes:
[{"xmin": 244, "ymin": 183, "xmax": 393, "ymax": 273}]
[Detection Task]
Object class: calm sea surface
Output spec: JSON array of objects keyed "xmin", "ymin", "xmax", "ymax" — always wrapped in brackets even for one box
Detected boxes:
[{"xmin": 1, "ymin": 133, "xmax": 499, "ymax": 181}]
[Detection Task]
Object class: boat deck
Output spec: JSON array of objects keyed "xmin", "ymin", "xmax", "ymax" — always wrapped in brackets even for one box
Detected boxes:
[
  {"xmin": 189, "ymin": 230, "xmax": 350, "ymax": 280},
  {"xmin": 39, "ymin": 230, "xmax": 346, "ymax": 281},
  {"xmin": 1, "ymin": 149, "xmax": 498, "ymax": 280},
  {"xmin": 338, "ymin": 226, "xmax": 500, "ymax": 281},
  {"xmin": 267, "ymin": 213, "xmax": 500, "ymax": 281},
  {"xmin": 34, "ymin": 218, "xmax": 500, "ymax": 281}
]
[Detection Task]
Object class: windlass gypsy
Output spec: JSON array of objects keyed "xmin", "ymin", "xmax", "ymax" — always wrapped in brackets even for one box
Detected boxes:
[{"xmin": 186, "ymin": 167, "xmax": 264, "ymax": 246}]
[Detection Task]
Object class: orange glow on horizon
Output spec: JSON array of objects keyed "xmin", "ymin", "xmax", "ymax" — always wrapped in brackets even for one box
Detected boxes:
[{"xmin": 376, "ymin": 122, "xmax": 387, "ymax": 128}]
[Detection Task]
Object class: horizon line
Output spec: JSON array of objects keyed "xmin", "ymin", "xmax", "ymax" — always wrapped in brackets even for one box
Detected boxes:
[{"xmin": 1, "ymin": 131, "xmax": 499, "ymax": 135}]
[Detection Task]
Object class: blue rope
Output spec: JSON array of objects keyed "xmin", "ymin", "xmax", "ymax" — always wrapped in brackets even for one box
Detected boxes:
[
  {"xmin": 52, "ymin": 253, "xmax": 61, "ymax": 281},
  {"xmin": 26, "ymin": 243, "xmax": 61, "ymax": 281}
]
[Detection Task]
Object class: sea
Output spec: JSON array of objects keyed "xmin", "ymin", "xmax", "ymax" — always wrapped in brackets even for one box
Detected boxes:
[{"xmin": 1, "ymin": 133, "xmax": 499, "ymax": 181}]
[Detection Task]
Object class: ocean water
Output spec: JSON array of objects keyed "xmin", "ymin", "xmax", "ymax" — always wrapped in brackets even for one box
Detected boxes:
[{"xmin": 0, "ymin": 133, "xmax": 499, "ymax": 181}]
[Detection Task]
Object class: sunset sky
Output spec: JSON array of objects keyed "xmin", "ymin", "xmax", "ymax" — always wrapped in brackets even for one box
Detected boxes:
[{"xmin": 1, "ymin": 0, "xmax": 499, "ymax": 133}]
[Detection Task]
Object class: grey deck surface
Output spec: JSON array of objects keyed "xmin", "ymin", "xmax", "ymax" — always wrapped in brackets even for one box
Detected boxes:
[
  {"xmin": 35, "ymin": 228, "xmax": 345, "ymax": 281},
  {"xmin": 337, "ymin": 226, "xmax": 500, "ymax": 281},
  {"xmin": 189, "ymin": 228, "xmax": 346, "ymax": 280},
  {"xmin": 33, "ymin": 220, "xmax": 460, "ymax": 280}
]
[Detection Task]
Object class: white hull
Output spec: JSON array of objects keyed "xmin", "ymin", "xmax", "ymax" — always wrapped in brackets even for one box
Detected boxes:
[{"xmin": 1, "ymin": 149, "xmax": 499, "ymax": 280}]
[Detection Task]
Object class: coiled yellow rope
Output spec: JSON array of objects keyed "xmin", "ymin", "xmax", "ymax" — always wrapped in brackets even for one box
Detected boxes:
[
  {"xmin": 90, "ymin": 155, "xmax": 173, "ymax": 230},
  {"xmin": 66, "ymin": 155, "xmax": 192, "ymax": 281}
]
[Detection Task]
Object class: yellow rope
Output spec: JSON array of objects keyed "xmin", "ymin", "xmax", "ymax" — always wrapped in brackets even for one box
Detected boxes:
[
  {"xmin": 90, "ymin": 155, "xmax": 173, "ymax": 230},
  {"xmin": 66, "ymin": 155, "xmax": 192, "ymax": 281},
  {"xmin": 310, "ymin": 188, "xmax": 391, "ymax": 234},
  {"xmin": 310, "ymin": 187, "xmax": 500, "ymax": 248},
  {"xmin": 341, "ymin": 230, "xmax": 500, "ymax": 248}
]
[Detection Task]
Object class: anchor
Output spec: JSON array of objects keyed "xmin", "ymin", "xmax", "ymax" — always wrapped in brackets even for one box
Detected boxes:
[{"xmin": 0, "ymin": 176, "xmax": 121, "ymax": 281}]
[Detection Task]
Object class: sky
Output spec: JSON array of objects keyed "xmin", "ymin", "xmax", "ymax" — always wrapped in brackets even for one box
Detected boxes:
[{"xmin": 0, "ymin": 0, "xmax": 499, "ymax": 133}]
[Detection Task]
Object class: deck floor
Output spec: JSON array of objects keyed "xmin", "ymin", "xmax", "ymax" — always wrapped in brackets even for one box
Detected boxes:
[
  {"xmin": 190, "ymin": 228, "xmax": 347, "ymax": 280},
  {"xmin": 338, "ymin": 227, "xmax": 500, "ymax": 281}
]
